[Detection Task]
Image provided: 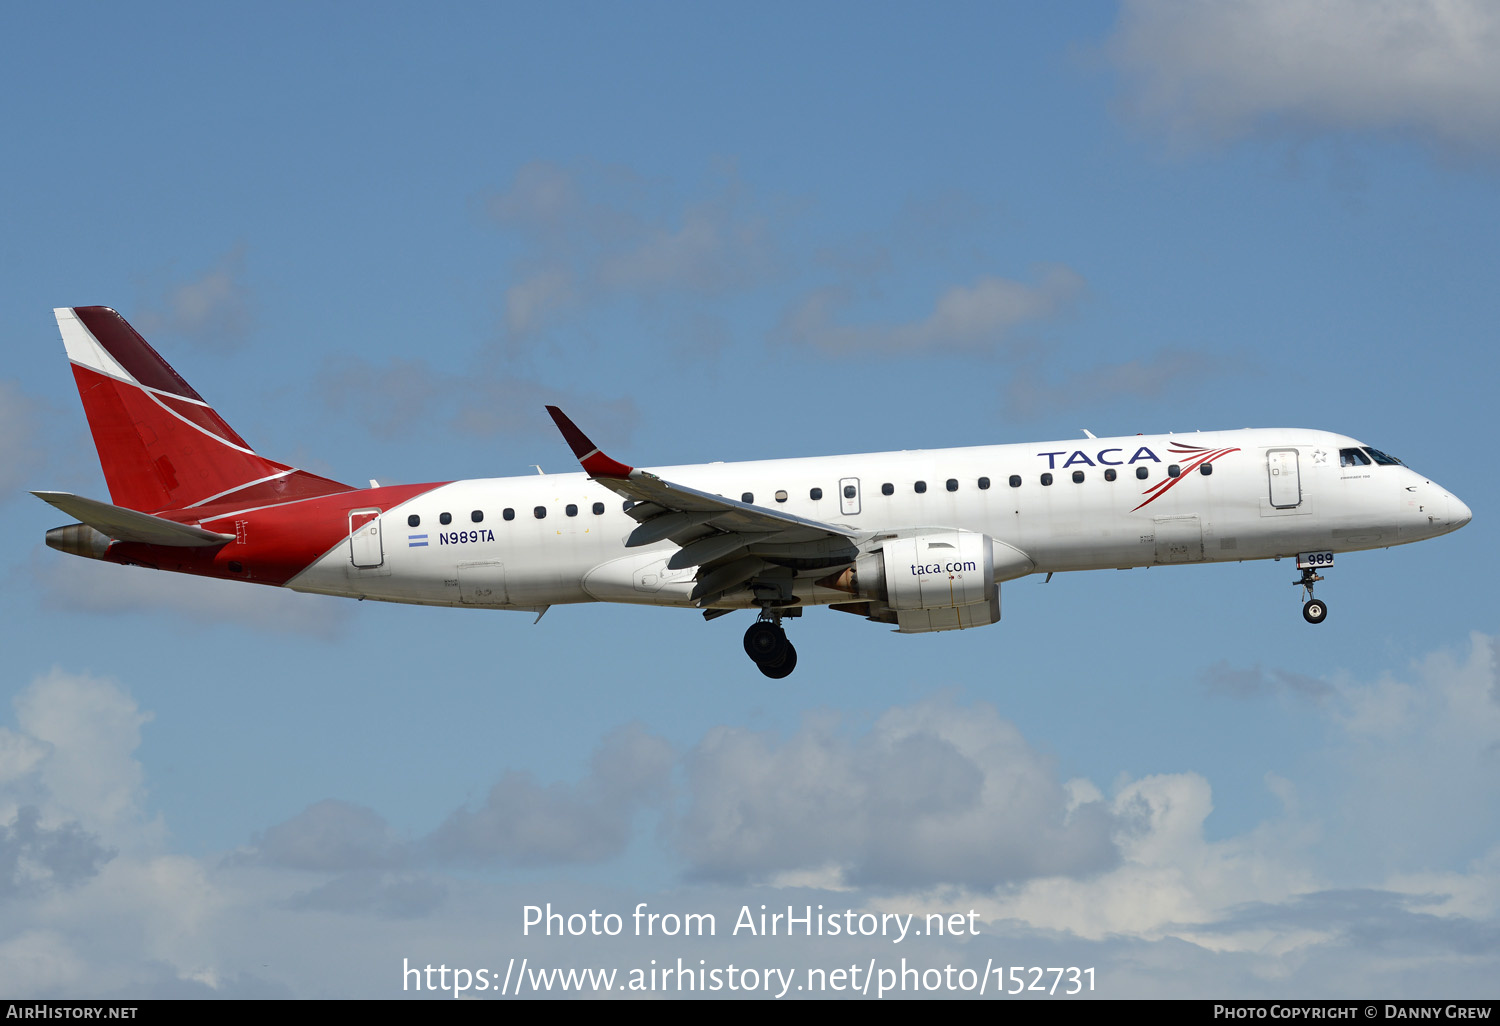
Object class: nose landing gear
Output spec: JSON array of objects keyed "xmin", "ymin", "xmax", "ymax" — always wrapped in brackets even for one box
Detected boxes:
[
  {"xmin": 1296, "ymin": 567, "xmax": 1328, "ymax": 624},
  {"xmin": 744, "ymin": 615, "xmax": 798, "ymax": 678}
]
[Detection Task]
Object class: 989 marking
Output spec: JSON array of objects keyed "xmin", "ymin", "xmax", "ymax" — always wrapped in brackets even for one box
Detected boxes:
[{"xmin": 1296, "ymin": 551, "xmax": 1334, "ymax": 570}]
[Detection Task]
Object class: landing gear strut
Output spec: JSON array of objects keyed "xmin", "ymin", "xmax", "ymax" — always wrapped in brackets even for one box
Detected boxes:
[
  {"xmin": 744, "ymin": 614, "xmax": 797, "ymax": 678},
  {"xmin": 1295, "ymin": 567, "xmax": 1328, "ymax": 624}
]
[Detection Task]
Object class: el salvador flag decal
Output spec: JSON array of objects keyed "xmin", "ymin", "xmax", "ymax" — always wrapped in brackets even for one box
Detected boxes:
[{"xmin": 408, "ymin": 534, "xmax": 428, "ymax": 548}]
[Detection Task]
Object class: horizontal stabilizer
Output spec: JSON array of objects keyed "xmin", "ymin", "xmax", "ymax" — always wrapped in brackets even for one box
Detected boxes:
[{"xmin": 32, "ymin": 491, "xmax": 234, "ymax": 547}]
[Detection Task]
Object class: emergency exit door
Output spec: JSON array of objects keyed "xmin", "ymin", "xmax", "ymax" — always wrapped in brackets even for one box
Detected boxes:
[{"xmin": 839, "ymin": 477, "xmax": 861, "ymax": 515}]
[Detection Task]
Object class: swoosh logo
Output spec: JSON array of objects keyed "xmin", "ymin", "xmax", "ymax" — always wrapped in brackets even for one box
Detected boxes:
[{"xmin": 1131, "ymin": 442, "xmax": 1241, "ymax": 512}]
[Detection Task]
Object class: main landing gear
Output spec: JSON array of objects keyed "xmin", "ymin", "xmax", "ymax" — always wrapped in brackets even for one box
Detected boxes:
[
  {"xmin": 744, "ymin": 614, "xmax": 797, "ymax": 678},
  {"xmin": 1295, "ymin": 567, "xmax": 1328, "ymax": 624}
]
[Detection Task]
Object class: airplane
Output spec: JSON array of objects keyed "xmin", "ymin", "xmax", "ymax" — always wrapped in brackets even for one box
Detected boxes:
[{"xmin": 35, "ymin": 306, "xmax": 1472, "ymax": 677}]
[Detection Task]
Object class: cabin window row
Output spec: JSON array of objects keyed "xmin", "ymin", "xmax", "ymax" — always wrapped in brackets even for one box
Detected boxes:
[
  {"xmin": 732, "ymin": 463, "xmax": 1215, "ymax": 508},
  {"xmin": 404, "ymin": 462, "xmax": 1216, "ymax": 528},
  {"xmin": 407, "ymin": 501, "xmax": 612, "ymax": 527},
  {"xmin": 862, "ymin": 464, "xmax": 1208, "ymax": 494},
  {"xmin": 1029, "ymin": 464, "xmax": 1208, "ymax": 486}
]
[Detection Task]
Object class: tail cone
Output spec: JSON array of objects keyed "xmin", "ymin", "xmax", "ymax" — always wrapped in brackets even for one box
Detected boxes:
[{"xmin": 45, "ymin": 523, "xmax": 111, "ymax": 560}]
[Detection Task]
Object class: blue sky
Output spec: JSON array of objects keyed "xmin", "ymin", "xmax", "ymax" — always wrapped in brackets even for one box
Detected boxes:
[{"xmin": 2, "ymin": 1, "xmax": 1498, "ymax": 998}]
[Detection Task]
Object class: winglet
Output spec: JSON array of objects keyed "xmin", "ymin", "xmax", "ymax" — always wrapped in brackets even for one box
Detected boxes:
[{"xmin": 545, "ymin": 407, "xmax": 634, "ymax": 479}]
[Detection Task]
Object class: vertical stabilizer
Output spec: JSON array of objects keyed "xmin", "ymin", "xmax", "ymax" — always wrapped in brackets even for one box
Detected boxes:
[{"xmin": 56, "ymin": 307, "xmax": 351, "ymax": 513}]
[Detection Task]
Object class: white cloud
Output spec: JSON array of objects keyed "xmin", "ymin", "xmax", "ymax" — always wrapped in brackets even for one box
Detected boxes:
[
  {"xmin": 136, "ymin": 245, "xmax": 255, "ymax": 350},
  {"xmin": 6, "ymin": 669, "xmax": 153, "ymax": 843},
  {"xmin": 250, "ymin": 800, "xmax": 410, "ymax": 872},
  {"xmin": 429, "ymin": 723, "xmax": 673, "ymax": 866},
  {"xmin": 1320, "ymin": 631, "xmax": 1500, "ymax": 871},
  {"xmin": 983, "ymin": 771, "xmax": 1321, "ymax": 943},
  {"xmin": 598, "ymin": 199, "xmax": 771, "ymax": 296},
  {"xmin": 504, "ymin": 268, "xmax": 578, "ymax": 337},
  {"xmin": 1003, "ymin": 348, "xmax": 1228, "ymax": 419},
  {"xmin": 1200, "ymin": 661, "xmax": 1335, "ymax": 700},
  {"xmin": 677, "ymin": 697, "xmax": 1117, "ymax": 887},
  {"xmin": 978, "ymin": 633, "xmax": 1500, "ymax": 945},
  {"xmin": 285, "ymin": 871, "xmax": 446, "ymax": 920},
  {"xmin": 779, "ymin": 265, "xmax": 1085, "ymax": 356},
  {"xmin": 486, "ymin": 161, "xmax": 777, "ymax": 342},
  {"xmin": 1109, "ymin": 0, "xmax": 1500, "ymax": 154},
  {"xmin": 314, "ymin": 353, "xmax": 638, "ymax": 443},
  {"xmin": 3, "ymin": 640, "xmax": 1498, "ymax": 997}
]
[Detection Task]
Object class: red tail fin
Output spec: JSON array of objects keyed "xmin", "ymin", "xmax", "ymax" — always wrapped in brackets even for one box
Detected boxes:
[{"xmin": 56, "ymin": 307, "xmax": 352, "ymax": 513}]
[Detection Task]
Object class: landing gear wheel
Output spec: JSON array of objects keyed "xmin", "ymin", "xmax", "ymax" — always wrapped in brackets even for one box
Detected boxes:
[
  {"xmin": 744, "ymin": 621, "xmax": 789, "ymax": 664},
  {"xmin": 758, "ymin": 643, "xmax": 797, "ymax": 678},
  {"xmin": 1294, "ymin": 566, "xmax": 1329, "ymax": 625}
]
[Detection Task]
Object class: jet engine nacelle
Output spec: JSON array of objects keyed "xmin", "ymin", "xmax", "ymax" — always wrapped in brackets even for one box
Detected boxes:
[{"xmin": 838, "ymin": 529, "xmax": 1032, "ymax": 633}]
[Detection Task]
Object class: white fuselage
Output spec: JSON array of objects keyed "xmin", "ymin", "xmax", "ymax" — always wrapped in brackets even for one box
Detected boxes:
[{"xmin": 285, "ymin": 428, "xmax": 1469, "ymax": 615}]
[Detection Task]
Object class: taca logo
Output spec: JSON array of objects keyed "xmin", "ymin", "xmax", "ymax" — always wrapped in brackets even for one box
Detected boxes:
[
  {"xmin": 1034, "ymin": 441, "xmax": 1240, "ymax": 511},
  {"xmin": 1035, "ymin": 446, "xmax": 1160, "ymax": 469}
]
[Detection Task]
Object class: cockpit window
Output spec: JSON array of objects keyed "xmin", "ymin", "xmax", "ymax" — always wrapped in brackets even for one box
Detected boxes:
[
  {"xmin": 1339, "ymin": 448, "xmax": 1371, "ymax": 467},
  {"xmin": 1365, "ymin": 447, "xmax": 1403, "ymax": 466}
]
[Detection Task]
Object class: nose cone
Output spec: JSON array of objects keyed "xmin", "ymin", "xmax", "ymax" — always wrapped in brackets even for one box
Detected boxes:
[{"xmin": 1450, "ymin": 493, "xmax": 1472, "ymax": 530}]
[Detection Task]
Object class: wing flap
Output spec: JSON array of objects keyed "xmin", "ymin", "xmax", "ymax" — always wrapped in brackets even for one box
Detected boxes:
[
  {"xmin": 666, "ymin": 531, "xmax": 768, "ymax": 570},
  {"xmin": 625, "ymin": 511, "xmax": 720, "ymax": 547}
]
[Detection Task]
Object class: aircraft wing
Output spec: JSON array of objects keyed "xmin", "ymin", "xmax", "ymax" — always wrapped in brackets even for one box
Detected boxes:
[{"xmin": 546, "ymin": 407, "xmax": 859, "ymax": 606}]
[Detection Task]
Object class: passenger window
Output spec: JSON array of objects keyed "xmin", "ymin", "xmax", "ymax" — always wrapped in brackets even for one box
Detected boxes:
[
  {"xmin": 1008, "ymin": 475, "xmax": 1021, "ymax": 488},
  {"xmin": 914, "ymin": 481, "xmax": 927, "ymax": 494},
  {"xmin": 592, "ymin": 502, "xmax": 605, "ymax": 515},
  {"xmin": 810, "ymin": 487, "xmax": 823, "ymax": 500},
  {"xmin": 1041, "ymin": 473, "xmax": 1053, "ymax": 486},
  {"xmin": 407, "ymin": 514, "xmax": 420, "ymax": 527},
  {"xmin": 1072, "ymin": 470, "xmax": 1085, "ymax": 483},
  {"xmin": 742, "ymin": 492, "xmax": 753, "ymax": 503},
  {"xmin": 503, "ymin": 508, "xmax": 515, "ymax": 521},
  {"xmin": 440, "ymin": 512, "xmax": 452, "ymax": 526},
  {"xmin": 843, "ymin": 485, "xmax": 856, "ymax": 499},
  {"xmin": 1168, "ymin": 465, "xmax": 1181, "ymax": 478},
  {"xmin": 1136, "ymin": 467, "xmax": 1149, "ymax": 480},
  {"xmin": 881, "ymin": 483, "xmax": 894, "ymax": 496},
  {"xmin": 978, "ymin": 477, "xmax": 990, "ymax": 490},
  {"xmin": 1104, "ymin": 468, "xmax": 1117, "ymax": 482},
  {"xmin": 471, "ymin": 510, "xmax": 483, "ymax": 523},
  {"xmin": 1200, "ymin": 464, "xmax": 1213, "ymax": 476},
  {"xmin": 534, "ymin": 506, "xmax": 547, "ymax": 519},
  {"xmin": 566, "ymin": 504, "xmax": 578, "ymax": 517},
  {"xmin": 775, "ymin": 490, "xmax": 788, "ymax": 503},
  {"xmin": 945, "ymin": 479, "xmax": 958, "ymax": 492}
]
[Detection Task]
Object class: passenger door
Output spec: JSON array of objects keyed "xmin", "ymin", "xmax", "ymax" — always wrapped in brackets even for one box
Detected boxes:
[
  {"xmin": 348, "ymin": 509, "xmax": 384, "ymax": 568},
  {"xmin": 1267, "ymin": 450, "xmax": 1301, "ymax": 509}
]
